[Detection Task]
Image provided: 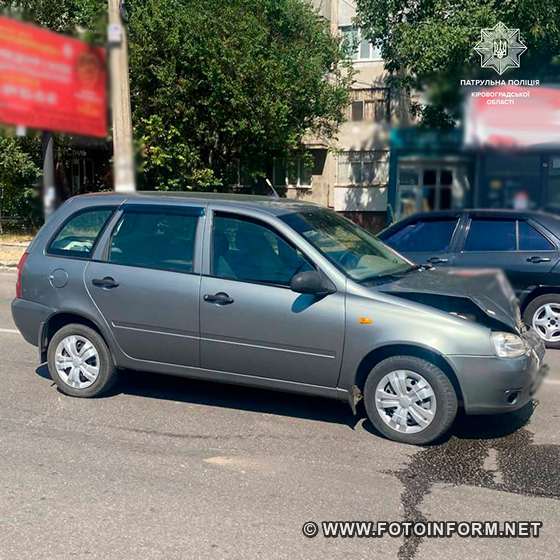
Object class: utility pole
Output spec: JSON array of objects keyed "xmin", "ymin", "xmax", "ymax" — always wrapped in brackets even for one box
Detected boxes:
[{"xmin": 108, "ymin": 0, "xmax": 136, "ymax": 192}]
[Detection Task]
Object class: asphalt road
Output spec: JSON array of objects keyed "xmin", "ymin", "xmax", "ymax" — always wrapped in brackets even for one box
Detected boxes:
[{"xmin": 1, "ymin": 270, "xmax": 559, "ymax": 560}]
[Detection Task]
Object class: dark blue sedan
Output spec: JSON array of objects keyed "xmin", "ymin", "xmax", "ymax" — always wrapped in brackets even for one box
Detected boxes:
[{"xmin": 379, "ymin": 209, "xmax": 560, "ymax": 348}]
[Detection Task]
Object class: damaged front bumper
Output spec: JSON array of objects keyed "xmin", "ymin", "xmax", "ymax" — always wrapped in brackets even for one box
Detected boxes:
[{"xmin": 449, "ymin": 330, "xmax": 547, "ymax": 415}]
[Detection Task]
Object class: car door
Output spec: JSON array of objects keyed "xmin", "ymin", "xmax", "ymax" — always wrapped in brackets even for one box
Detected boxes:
[
  {"xmin": 452, "ymin": 217, "xmax": 559, "ymax": 294},
  {"xmin": 84, "ymin": 203, "xmax": 204, "ymax": 367},
  {"xmin": 381, "ymin": 215, "xmax": 461, "ymax": 266},
  {"xmin": 199, "ymin": 209, "xmax": 345, "ymax": 387},
  {"xmin": 510, "ymin": 219, "xmax": 560, "ymax": 289},
  {"xmin": 453, "ymin": 217, "xmax": 518, "ymax": 285}
]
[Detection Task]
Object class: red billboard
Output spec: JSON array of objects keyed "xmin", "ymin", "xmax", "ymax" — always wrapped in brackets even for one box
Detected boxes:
[{"xmin": 0, "ymin": 16, "xmax": 107, "ymax": 137}]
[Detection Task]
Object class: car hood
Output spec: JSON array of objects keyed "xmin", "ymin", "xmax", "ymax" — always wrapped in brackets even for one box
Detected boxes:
[{"xmin": 371, "ymin": 267, "xmax": 521, "ymax": 332}]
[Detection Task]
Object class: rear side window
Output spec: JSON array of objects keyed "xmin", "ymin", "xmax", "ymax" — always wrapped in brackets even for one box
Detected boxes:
[
  {"xmin": 385, "ymin": 219, "xmax": 458, "ymax": 253},
  {"xmin": 48, "ymin": 208, "xmax": 113, "ymax": 258},
  {"xmin": 109, "ymin": 209, "xmax": 199, "ymax": 273},
  {"xmin": 464, "ymin": 220, "xmax": 516, "ymax": 251},
  {"xmin": 519, "ymin": 221, "xmax": 554, "ymax": 251}
]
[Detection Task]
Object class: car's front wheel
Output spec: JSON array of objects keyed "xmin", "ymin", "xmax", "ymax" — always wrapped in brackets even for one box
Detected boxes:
[
  {"xmin": 47, "ymin": 323, "xmax": 117, "ymax": 398},
  {"xmin": 523, "ymin": 294, "xmax": 560, "ymax": 349},
  {"xmin": 363, "ymin": 356, "xmax": 458, "ymax": 445}
]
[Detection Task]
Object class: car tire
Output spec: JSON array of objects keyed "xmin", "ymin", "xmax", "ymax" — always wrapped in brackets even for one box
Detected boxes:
[
  {"xmin": 523, "ymin": 294, "xmax": 560, "ymax": 349},
  {"xmin": 47, "ymin": 323, "xmax": 117, "ymax": 398},
  {"xmin": 363, "ymin": 356, "xmax": 458, "ymax": 445}
]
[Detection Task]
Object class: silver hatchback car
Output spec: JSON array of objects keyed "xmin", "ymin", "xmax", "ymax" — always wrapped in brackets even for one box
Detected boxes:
[{"xmin": 12, "ymin": 192, "xmax": 546, "ymax": 444}]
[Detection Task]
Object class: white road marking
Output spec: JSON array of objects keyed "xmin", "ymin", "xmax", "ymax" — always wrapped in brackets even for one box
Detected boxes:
[{"xmin": 0, "ymin": 328, "xmax": 19, "ymax": 334}]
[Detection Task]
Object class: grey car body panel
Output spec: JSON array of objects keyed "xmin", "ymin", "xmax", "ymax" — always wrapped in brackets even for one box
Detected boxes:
[{"xmin": 12, "ymin": 192, "xmax": 546, "ymax": 415}]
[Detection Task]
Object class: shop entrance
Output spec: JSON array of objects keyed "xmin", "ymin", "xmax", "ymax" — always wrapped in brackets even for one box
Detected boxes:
[{"xmin": 397, "ymin": 161, "xmax": 470, "ymax": 218}]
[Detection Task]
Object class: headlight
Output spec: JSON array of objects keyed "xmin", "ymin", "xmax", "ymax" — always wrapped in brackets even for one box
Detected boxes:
[{"xmin": 491, "ymin": 332, "xmax": 528, "ymax": 358}]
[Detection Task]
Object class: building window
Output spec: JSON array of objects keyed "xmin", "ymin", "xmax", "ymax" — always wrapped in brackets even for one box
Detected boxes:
[
  {"xmin": 338, "ymin": 151, "xmax": 387, "ymax": 185},
  {"xmin": 273, "ymin": 155, "xmax": 313, "ymax": 188},
  {"xmin": 351, "ymin": 100, "xmax": 364, "ymax": 121},
  {"xmin": 339, "ymin": 26, "xmax": 382, "ymax": 61}
]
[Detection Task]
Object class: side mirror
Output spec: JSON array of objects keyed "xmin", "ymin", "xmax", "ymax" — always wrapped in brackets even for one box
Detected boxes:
[{"xmin": 290, "ymin": 270, "xmax": 336, "ymax": 296}]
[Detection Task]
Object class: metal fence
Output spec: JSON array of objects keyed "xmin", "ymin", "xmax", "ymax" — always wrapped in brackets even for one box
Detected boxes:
[{"xmin": 0, "ymin": 216, "xmax": 37, "ymax": 235}]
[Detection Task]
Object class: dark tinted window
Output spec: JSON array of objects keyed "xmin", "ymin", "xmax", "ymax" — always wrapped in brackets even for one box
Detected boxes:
[
  {"xmin": 385, "ymin": 219, "xmax": 458, "ymax": 253},
  {"xmin": 212, "ymin": 214, "xmax": 312, "ymax": 286},
  {"xmin": 519, "ymin": 221, "xmax": 554, "ymax": 251},
  {"xmin": 464, "ymin": 219, "xmax": 516, "ymax": 251},
  {"xmin": 109, "ymin": 210, "xmax": 199, "ymax": 272},
  {"xmin": 49, "ymin": 208, "xmax": 113, "ymax": 258}
]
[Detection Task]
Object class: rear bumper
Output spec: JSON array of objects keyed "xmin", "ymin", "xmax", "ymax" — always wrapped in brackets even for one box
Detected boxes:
[
  {"xmin": 11, "ymin": 298, "xmax": 53, "ymax": 348},
  {"xmin": 449, "ymin": 331, "xmax": 546, "ymax": 415}
]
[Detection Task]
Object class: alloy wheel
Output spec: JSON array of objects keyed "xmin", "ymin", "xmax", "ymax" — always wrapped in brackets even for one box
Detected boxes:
[{"xmin": 532, "ymin": 303, "xmax": 560, "ymax": 343}]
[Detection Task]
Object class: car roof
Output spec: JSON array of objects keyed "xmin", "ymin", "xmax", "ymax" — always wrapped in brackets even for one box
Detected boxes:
[
  {"xmin": 396, "ymin": 208, "xmax": 557, "ymax": 220},
  {"xmin": 74, "ymin": 191, "xmax": 321, "ymax": 217}
]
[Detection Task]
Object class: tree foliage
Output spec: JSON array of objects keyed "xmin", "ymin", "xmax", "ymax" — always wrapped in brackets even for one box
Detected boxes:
[
  {"xmin": 356, "ymin": 0, "xmax": 560, "ymax": 127},
  {"xmin": 126, "ymin": 0, "xmax": 352, "ymax": 189},
  {"xmin": 0, "ymin": 134, "xmax": 41, "ymax": 229}
]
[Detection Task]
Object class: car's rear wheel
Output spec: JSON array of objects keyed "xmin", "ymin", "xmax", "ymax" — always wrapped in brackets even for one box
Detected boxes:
[
  {"xmin": 47, "ymin": 324, "xmax": 116, "ymax": 397},
  {"xmin": 363, "ymin": 356, "xmax": 458, "ymax": 445},
  {"xmin": 523, "ymin": 294, "xmax": 560, "ymax": 349}
]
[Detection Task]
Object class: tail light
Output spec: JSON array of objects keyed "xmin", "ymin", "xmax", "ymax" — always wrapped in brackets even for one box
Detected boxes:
[{"xmin": 16, "ymin": 252, "xmax": 29, "ymax": 299}]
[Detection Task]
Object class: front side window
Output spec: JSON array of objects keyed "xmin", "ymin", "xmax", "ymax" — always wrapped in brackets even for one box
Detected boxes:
[
  {"xmin": 212, "ymin": 213, "xmax": 312, "ymax": 286},
  {"xmin": 48, "ymin": 207, "xmax": 113, "ymax": 258},
  {"xmin": 109, "ymin": 209, "xmax": 199, "ymax": 273},
  {"xmin": 386, "ymin": 219, "xmax": 458, "ymax": 253},
  {"xmin": 464, "ymin": 219, "xmax": 516, "ymax": 252},
  {"xmin": 282, "ymin": 209, "xmax": 411, "ymax": 282}
]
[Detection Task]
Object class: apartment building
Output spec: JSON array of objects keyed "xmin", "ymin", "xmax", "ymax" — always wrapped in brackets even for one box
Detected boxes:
[{"xmin": 278, "ymin": 0, "xmax": 411, "ymax": 230}]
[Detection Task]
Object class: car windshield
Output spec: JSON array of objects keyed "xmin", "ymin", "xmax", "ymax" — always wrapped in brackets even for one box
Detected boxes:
[{"xmin": 281, "ymin": 208, "xmax": 412, "ymax": 281}]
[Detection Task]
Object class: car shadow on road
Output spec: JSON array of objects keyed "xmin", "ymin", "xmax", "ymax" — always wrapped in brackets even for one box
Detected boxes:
[
  {"xmin": 36, "ymin": 364, "xmax": 358, "ymax": 427},
  {"xmin": 36, "ymin": 363, "xmax": 536, "ymax": 438}
]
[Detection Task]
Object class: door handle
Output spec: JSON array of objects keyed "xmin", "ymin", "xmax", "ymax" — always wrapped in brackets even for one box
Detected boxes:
[
  {"xmin": 92, "ymin": 277, "xmax": 119, "ymax": 289},
  {"xmin": 526, "ymin": 256, "xmax": 551, "ymax": 263},
  {"xmin": 427, "ymin": 257, "xmax": 449, "ymax": 264},
  {"xmin": 203, "ymin": 292, "xmax": 234, "ymax": 305}
]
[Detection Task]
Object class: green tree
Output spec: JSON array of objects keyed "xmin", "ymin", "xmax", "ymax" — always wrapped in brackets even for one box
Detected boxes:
[
  {"xmin": 0, "ymin": 0, "xmax": 104, "ymax": 36},
  {"xmin": 356, "ymin": 0, "xmax": 560, "ymax": 127},
  {"xmin": 0, "ymin": 135, "xmax": 41, "ymax": 231},
  {"xmin": 127, "ymin": 0, "xmax": 351, "ymax": 189}
]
